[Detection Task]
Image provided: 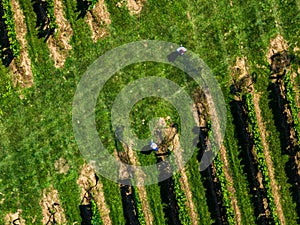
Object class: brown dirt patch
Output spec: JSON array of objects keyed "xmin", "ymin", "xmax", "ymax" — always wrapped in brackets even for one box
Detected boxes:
[
  {"xmin": 127, "ymin": 0, "xmax": 146, "ymax": 15},
  {"xmin": 77, "ymin": 163, "xmax": 112, "ymax": 225},
  {"xmin": 10, "ymin": 0, "xmax": 33, "ymax": 88},
  {"xmin": 47, "ymin": 0, "xmax": 73, "ymax": 68},
  {"xmin": 54, "ymin": 157, "xmax": 70, "ymax": 174},
  {"xmin": 86, "ymin": 0, "xmax": 111, "ymax": 43},
  {"xmin": 266, "ymin": 35, "xmax": 289, "ymax": 65},
  {"xmin": 4, "ymin": 210, "xmax": 25, "ymax": 225},
  {"xmin": 40, "ymin": 186, "xmax": 67, "ymax": 224},
  {"xmin": 253, "ymin": 93, "xmax": 286, "ymax": 225},
  {"xmin": 231, "ymin": 56, "xmax": 254, "ymax": 93}
]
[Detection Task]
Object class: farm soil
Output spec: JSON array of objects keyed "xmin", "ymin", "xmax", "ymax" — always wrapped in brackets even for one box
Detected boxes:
[
  {"xmin": 86, "ymin": 0, "xmax": 111, "ymax": 43},
  {"xmin": 54, "ymin": 157, "xmax": 70, "ymax": 174},
  {"xmin": 253, "ymin": 93, "xmax": 286, "ymax": 225},
  {"xmin": 40, "ymin": 186, "xmax": 67, "ymax": 224},
  {"xmin": 266, "ymin": 34, "xmax": 289, "ymax": 65},
  {"xmin": 127, "ymin": 0, "xmax": 146, "ymax": 15},
  {"xmin": 47, "ymin": 0, "xmax": 73, "ymax": 68},
  {"xmin": 77, "ymin": 163, "xmax": 112, "ymax": 225},
  {"xmin": 11, "ymin": 0, "xmax": 33, "ymax": 88},
  {"xmin": 4, "ymin": 210, "xmax": 25, "ymax": 225}
]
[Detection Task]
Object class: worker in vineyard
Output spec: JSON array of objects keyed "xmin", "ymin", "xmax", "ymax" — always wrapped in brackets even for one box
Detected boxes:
[
  {"xmin": 150, "ymin": 140, "xmax": 159, "ymax": 152},
  {"xmin": 167, "ymin": 45, "xmax": 187, "ymax": 62},
  {"xmin": 176, "ymin": 45, "xmax": 187, "ymax": 55}
]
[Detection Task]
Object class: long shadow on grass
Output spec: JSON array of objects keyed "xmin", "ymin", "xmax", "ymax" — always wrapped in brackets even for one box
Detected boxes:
[
  {"xmin": 31, "ymin": 0, "xmax": 55, "ymax": 41},
  {"xmin": 196, "ymin": 126, "xmax": 223, "ymax": 225},
  {"xmin": 156, "ymin": 158, "xmax": 181, "ymax": 225},
  {"xmin": 120, "ymin": 179, "xmax": 140, "ymax": 225},
  {"xmin": 229, "ymin": 98, "xmax": 269, "ymax": 225},
  {"xmin": 267, "ymin": 81, "xmax": 300, "ymax": 224}
]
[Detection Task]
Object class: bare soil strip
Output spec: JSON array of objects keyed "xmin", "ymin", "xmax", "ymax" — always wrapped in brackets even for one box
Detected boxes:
[
  {"xmin": 219, "ymin": 145, "xmax": 242, "ymax": 225},
  {"xmin": 86, "ymin": 0, "xmax": 111, "ymax": 43},
  {"xmin": 4, "ymin": 210, "xmax": 25, "ymax": 225},
  {"xmin": 77, "ymin": 163, "xmax": 112, "ymax": 225},
  {"xmin": 127, "ymin": 0, "xmax": 146, "ymax": 15},
  {"xmin": 40, "ymin": 186, "xmax": 67, "ymax": 224},
  {"xmin": 121, "ymin": 142, "xmax": 154, "ymax": 225},
  {"xmin": 10, "ymin": 0, "xmax": 33, "ymax": 88},
  {"xmin": 47, "ymin": 0, "xmax": 73, "ymax": 68},
  {"xmin": 253, "ymin": 93, "xmax": 286, "ymax": 225}
]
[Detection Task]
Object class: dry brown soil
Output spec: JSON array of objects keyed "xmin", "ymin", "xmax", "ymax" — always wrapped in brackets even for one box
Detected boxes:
[
  {"xmin": 10, "ymin": 0, "xmax": 33, "ymax": 88},
  {"xmin": 253, "ymin": 93, "xmax": 286, "ymax": 225},
  {"xmin": 47, "ymin": 0, "xmax": 73, "ymax": 68},
  {"xmin": 4, "ymin": 210, "xmax": 25, "ymax": 225},
  {"xmin": 54, "ymin": 157, "xmax": 70, "ymax": 174},
  {"xmin": 40, "ymin": 186, "xmax": 67, "ymax": 224},
  {"xmin": 127, "ymin": 0, "xmax": 146, "ymax": 15},
  {"xmin": 77, "ymin": 163, "xmax": 112, "ymax": 225},
  {"xmin": 86, "ymin": 0, "xmax": 111, "ymax": 43}
]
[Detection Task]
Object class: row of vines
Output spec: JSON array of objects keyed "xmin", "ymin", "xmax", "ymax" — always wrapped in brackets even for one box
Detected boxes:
[
  {"xmin": 284, "ymin": 71, "xmax": 300, "ymax": 145},
  {"xmin": 1, "ymin": 0, "xmax": 20, "ymax": 58},
  {"xmin": 45, "ymin": 0, "xmax": 58, "ymax": 31},
  {"xmin": 244, "ymin": 93, "xmax": 280, "ymax": 225},
  {"xmin": 207, "ymin": 121, "xmax": 236, "ymax": 225}
]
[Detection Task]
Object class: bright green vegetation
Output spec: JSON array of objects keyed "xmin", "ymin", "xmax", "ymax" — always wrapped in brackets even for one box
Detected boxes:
[
  {"xmin": 132, "ymin": 185, "xmax": 146, "ymax": 225},
  {"xmin": 2, "ymin": 0, "xmax": 20, "ymax": 57},
  {"xmin": 0, "ymin": 0, "xmax": 300, "ymax": 224},
  {"xmin": 91, "ymin": 199, "xmax": 104, "ymax": 225},
  {"xmin": 244, "ymin": 93, "xmax": 280, "ymax": 225},
  {"xmin": 207, "ymin": 121, "xmax": 235, "ymax": 225},
  {"xmin": 87, "ymin": 0, "xmax": 98, "ymax": 10},
  {"xmin": 45, "ymin": 0, "xmax": 58, "ymax": 30},
  {"xmin": 172, "ymin": 172, "xmax": 192, "ymax": 225},
  {"xmin": 284, "ymin": 71, "xmax": 300, "ymax": 145}
]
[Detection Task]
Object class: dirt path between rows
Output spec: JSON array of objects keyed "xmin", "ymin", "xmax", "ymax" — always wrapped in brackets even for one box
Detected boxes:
[
  {"xmin": 219, "ymin": 145, "xmax": 242, "ymax": 225},
  {"xmin": 77, "ymin": 163, "xmax": 112, "ymax": 225},
  {"xmin": 40, "ymin": 186, "xmax": 67, "ymax": 224},
  {"xmin": 121, "ymin": 142, "xmax": 154, "ymax": 225},
  {"xmin": 86, "ymin": 0, "xmax": 111, "ymax": 43},
  {"xmin": 10, "ymin": 0, "xmax": 33, "ymax": 88},
  {"xmin": 4, "ymin": 210, "xmax": 25, "ymax": 225},
  {"xmin": 47, "ymin": 0, "xmax": 73, "ymax": 68},
  {"xmin": 252, "ymin": 93, "xmax": 286, "ymax": 225}
]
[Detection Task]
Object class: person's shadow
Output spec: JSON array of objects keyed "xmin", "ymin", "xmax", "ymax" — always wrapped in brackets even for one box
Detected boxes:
[{"xmin": 167, "ymin": 51, "xmax": 180, "ymax": 62}]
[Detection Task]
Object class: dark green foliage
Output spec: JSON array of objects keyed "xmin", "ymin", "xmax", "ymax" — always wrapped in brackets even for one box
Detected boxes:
[{"xmin": 2, "ymin": 0, "xmax": 21, "ymax": 57}]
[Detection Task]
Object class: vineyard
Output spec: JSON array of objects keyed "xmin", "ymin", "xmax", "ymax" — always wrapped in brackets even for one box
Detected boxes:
[{"xmin": 0, "ymin": 0, "xmax": 300, "ymax": 225}]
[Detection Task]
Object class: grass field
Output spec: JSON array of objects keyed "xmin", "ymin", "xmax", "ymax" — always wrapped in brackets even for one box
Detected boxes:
[{"xmin": 0, "ymin": 0, "xmax": 300, "ymax": 224}]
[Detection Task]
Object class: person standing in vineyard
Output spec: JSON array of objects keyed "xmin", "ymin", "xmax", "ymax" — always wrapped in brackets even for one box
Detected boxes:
[{"xmin": 167, "ymin": 45, "xmax": 187, "ymax": 62}]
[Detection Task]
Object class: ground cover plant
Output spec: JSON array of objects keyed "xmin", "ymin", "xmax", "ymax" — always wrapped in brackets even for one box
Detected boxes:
[{"xmin": 0, "ymin": 0, "xmax": 300, "ymax": 224}]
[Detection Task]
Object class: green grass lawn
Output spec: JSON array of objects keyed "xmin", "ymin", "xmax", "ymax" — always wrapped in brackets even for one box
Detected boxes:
[{"xmin": 0, "ymin": 0, "xmax": 299, "ymax": 224}]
